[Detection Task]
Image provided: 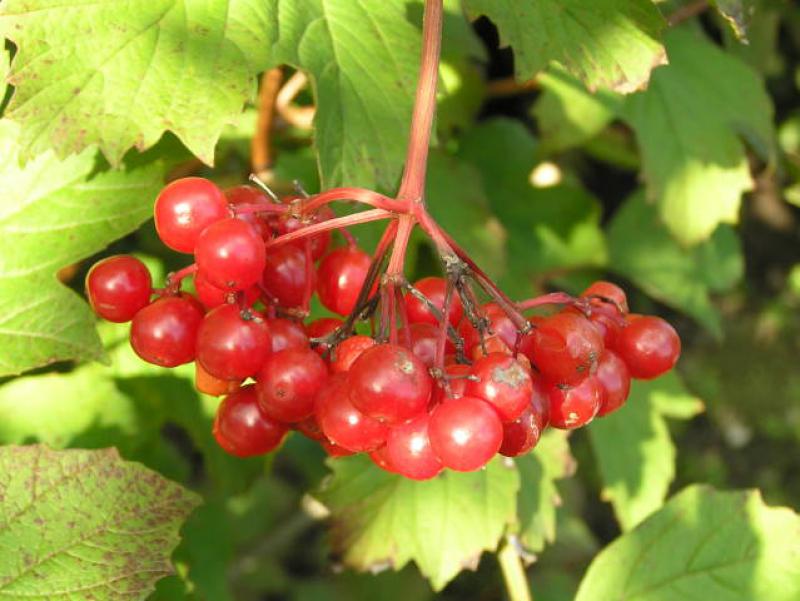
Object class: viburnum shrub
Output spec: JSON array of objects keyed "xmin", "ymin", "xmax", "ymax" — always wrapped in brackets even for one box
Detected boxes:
[{"xmin": 84, "ymin": 0, "xmax": 681, "ymax": 481}]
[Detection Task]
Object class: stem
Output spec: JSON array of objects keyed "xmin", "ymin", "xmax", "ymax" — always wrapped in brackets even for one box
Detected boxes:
[
  {"xmin": 264, "ymin": 209, "xmax": 392, "ymax": 249},
  {"xmin": 302, "ymin": 187, "xmax": 404, "ymax": 213},
  {"xmin": 396, "ymin": 0, "xmax": 443, "ymax": 204},
  {"xmin": 498, "ymin": 540, "xmax": 532, "ymax": 601},
  {"xmin": 230, "ymin": 203, "xmax": 288, "ymax": 215},
  {"xmin": 251, "ymin": 67, "xmax": 283, "ymax": 175},
  {"xmin": 516, "ymin": 292, "xmax": 576, "ymax": 311}
]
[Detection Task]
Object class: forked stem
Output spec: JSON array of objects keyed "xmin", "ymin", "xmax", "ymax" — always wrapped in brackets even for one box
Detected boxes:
[{"xmin": 498, "ymin": 539, "xmax": 533, "ymax": 601}]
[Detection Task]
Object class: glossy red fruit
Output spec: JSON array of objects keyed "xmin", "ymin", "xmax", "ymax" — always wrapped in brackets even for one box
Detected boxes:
[
  {"xmin": 583, "ymin": 307, "xmax": 624, "ymax": 350},
  {"xmin": 316, "ymin": 374, "xmax": 388, "ymax": 452},
  {"xmin": 154, "ymin": 177, "xmax": 228, "ymax": 253},
  {"xmin": 431, "ymin": 363, "xmax": 472, "ymax": 406},
  {"xmin": 531, "ymin": 311, "xmax": 604, "ymax": 385},
  {"xmin": 194, "ymin": 270, "xmax": 258, "ymax": 310},
  {"xmin": 294, "ymin": 415, "xmax": 326, "ymax": 442},
  {"xmin": 385, "ymin": 414, "xmax": 443, "ymax": 480},
  {"xmin": 277, "ymin": 206, "xmax": 334, "ymax": 260},
  {"xmin": 265, "ymin": 318, "xmax": 309, "ymax": 353},
  {"xmin": 195, "ymin": 362, "xmax": 241, "ymax": 397},
  {"xmin": 617, "ymin": 315, "xmax": 681, "ymax": 380},
  {"xmin": 196, "ymin": 305, "xmax": 271, "ymax": 380},
  {"xmin": 405, "ymin": 277, "xmax": 463, "ymax": 327},
  {"xmin": 225, "ymin": 185, "xmax": 272, "ymax": 240},
  {"xmin": 195, "ymin": 218, "xmax": 266, "ymax": 291},
  {"xmin": 465, "ymin": 352, "xmax": 533, "ymax": 422},
  {"xmin": 406, "ymin": 323, "xmax": 439, "ymax": 368},
  {"xmin": 458, "ymin": 303, "xmax": 518, "ymax": 354},
  {"xmin": 596, "ymin": 351, "xmax": 631, "ymax": 416},
  {"xmin": 348, "ymin": 344, "xmax": 432, "ymax": 424},
  {"xmin": 499, "ymin": 406, "xmax": 542, "ymax": 457},
  {"xmin": 546, "ymin": 376, "xmax": 602, "ymax": 429},
  {"xmin": 321, "ymin": 439, "xmax": 356, "ymax": 457},
  {"xmin": 369, "ymin": 446, "xmax": 397, "ymax": 473},
  {"xmin": 330, "ymin": 335, "xmax": 376, "ymax": 373},
  {"xmin": 256, "ymin": 348, "xmax": 328, "ymax": 422},
  {"xmin": 429, "ymin": 396, "xmax": 503, "ymax": 471},
  {"xmin": 86, "ymin": 255, "xmax": 151, "ymax": 322},
  {"xmin": 306, "ymin": 317, "xmax": 344, "ymax": 356},
  {"xmin": 530, "ymin": 379, "xmax": 550, "ymax": 431},
  {"xmin": 213, "ymin": 385, "xmax": 287, "ymax": 457},
  {"xmin": 316, "ymin": 247, "xmax": 371, "ymax": 316},
  {"xmin": 261, "ymin": 243, "xmax": 311, "ymax": 308},
  {"xmin": 581, "ymin": 280, "xmax": 629, "ymax": 314},
  {"xmin": 130, "ymin": 295, "xmax": 203, "ymax": 367}
]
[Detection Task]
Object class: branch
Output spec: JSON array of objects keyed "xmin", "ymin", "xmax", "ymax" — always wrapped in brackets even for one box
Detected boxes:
[
  {"xmin": 251, "ymin": 67, "xmax": 284, "ymax": 176},
  {"xmin": 276, "ymin": 70, "xmax": 316, "ymax": 129},
  {"xmin": 667, "ymin": 0, "xmax": 709, "ymax": 26}
]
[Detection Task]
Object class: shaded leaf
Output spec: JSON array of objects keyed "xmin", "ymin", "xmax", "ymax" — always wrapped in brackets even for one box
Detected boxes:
[
  {"xmin": 462, "ymin": 0, "xmax": 667, "ymax": 93},
  {"xmin": 622, "ymin": 28, "xmax": 775, "ymax": 245},
  {"xmin": 515, "ymin": 430, "xmax": 576, "ymax": 553},
  {"xmin": 713, "ymin": 0, "xmax": 757, "ymax": 41},
  {"xmin": 0, "ymin": 120, "xmax": 164, "ymax": 376},
  {"xmin": 588, "ymin": 373, "xmax": 704, "ymax": 531},
  {"xmin": 458, "ymin": 118, "xmax": 607, "ymax": 298},
  {"xmin": 575, "ymin": 485, "xmax": 800, "ymax": 601},
  {"xmin": 533, "ymin": 69, "xmax": 622, "ymax": 154},
  {"xmin": 0, "ymin": 445, "xmax": 199, "ymax": 600},
  {"xmin": 608, "ymin": 191, "xmax": 744, "ymax": 337},
  {"xmin": 315, "ymin": 455, "xmax": 519, "ymax": 591}
]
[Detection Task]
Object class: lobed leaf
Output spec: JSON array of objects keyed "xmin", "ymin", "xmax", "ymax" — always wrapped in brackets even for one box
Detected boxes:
[
  {"xmin": 588, "ymin": 373, "xmax": 704, "ymax": 531},
  {"xmin": 575, "ymin": 485, "xmax": 800, "ymax": 601},
  {"xmin": 462, "ymin": 0, "xmax": 667, "ymax": 93},
  {"xmin": 314, "ymin": 455, "xmax": 519, "ymax": 591},
  {"xmin": 0, "ymin": 445, "xmax": 199, "ymax": 601},
  {"xmin": 0, "ymin": 120, "xmax": 165, "ymax": 376},
  {"xmin": 622, "ymin": 28, "xmax": 775, "ymax": 245}
]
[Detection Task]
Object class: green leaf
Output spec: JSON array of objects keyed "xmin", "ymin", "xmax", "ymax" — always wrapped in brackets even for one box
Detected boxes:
[
  {"xmin": 270, "ymin": 0, "xmax": 421, "ymax": 191},
  {"xmin": 713, "ymin": 0, "xmax": 756, "ymax": 41},
  {"xmin": 315, "ymin": 455, "xmax": 519, "ymax": 591},
  {"xmin": 1, "ymin": 47, "xmax": 8, "ymax": 99},
  {"xmin": 588, "ymin": 373, "xmax": 704, "ymax": 531},
  {"xmin": 0, "ymin": 444, "xmax": 200, "ymax": 600},
  {"xmin": 425, "ymin": 151, "xmax": 507, "ymax": 278},
  {"xmin": 462, "ymin": 0, "xmax": 667, "ymax": 93},
  {"xmin": 515, "ymin": 430, "xmax": 576, "ymax": 553},
  {"xmin": 0, "ymin": 0, "xmax": 274, "ymax": 165},
  {"xmin": 608, "ymin": 191, "xmax": 744, "ymax": 337},
  {"xmin": 622, "ymin": 28, "xmax": 775, "ymax": 245},
  {"xmin": 0, "ymin": 121, "xmax": 164, "ymax": 376},
  {"xmin": 458, "ymin": 119, "xmax": 607, "ymax": 298},
  {"xmin": 575, "ymin": 485, "xmax": 800, "ymax": 601},
  {"xmin": 533, "ymin": 69, "xmax": 622, "ymax": 154}
]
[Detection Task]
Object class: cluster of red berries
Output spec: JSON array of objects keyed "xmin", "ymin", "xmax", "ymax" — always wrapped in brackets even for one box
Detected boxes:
[{"xmin": 85, "ymin": 177, "xmax": 681, "ymax": 480}]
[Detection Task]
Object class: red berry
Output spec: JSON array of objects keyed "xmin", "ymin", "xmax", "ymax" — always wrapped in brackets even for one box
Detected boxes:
[
  {"xmin": 86, "ymin": 255, "xmax": 151, "ymax": 322},
  {"xmin": 316, "ymin": 374, "xmax": 388, "ymax": 452},
  {"xmin": 465, "ymin": 352, "xmax": 533, "ymax": 422},
  {"xmin": 321, "ymin": 439, "xmax": 356, "ymax": 457},
  {"xmin": 429, "ymin": 396, "xmax": 503, "ymax": 471},
  {"xmin": 458, "ymin": 303, "xmax": 517, "ymax": 354},
  {"xmin": 277, "ymin": 208, "xmax": 333, "ymax": 260},
  {"xmin": 546, "ymin": 376, "xmax": 602, "ymax": 429},
  {"xmin": 195, "ymin": 362, "xmax": 241, "ymax": 397},
  {"xmin": 195, "ymin": 218, "xmax": 266, "ymax": 291},
  {"xmin": 369, "ymin": 446, "xmax": 397, "ymax": 473},
  {"xmin": 154, "ymin": 177, "xmax": 228, "ymax": 253},
  {"xmin": 130, "ymin": 295, "xmax": 203, "ymax": 367},
  {"xmin": 617, "ymin": 315, "xmax": 681, "ymax": 380},
  {"xmin": 213, "ymin": 385, "xmax": 287, "ymax": 457},
  {"xmin": 316, "ymin": 247, "xmax": 371, "ymax": 316},
  {"xmin": 532, "ymin": 311, "xmax": 604, "ymax": 385},
  {"xmin": 194, "ymin": 270, "xmax": 258, "ymax": 309},
  {"xmin": 596, "ymin": 351, "xmax": 631, "ymax": 416},
  {"xmin": 225, "ymin": 185, "xmax": 272, "ymax": 240},
  {"xmin": 294, "ymin": 415, "xmax": 326, "ymax": 442},
  {"xmin": 265, "ymin": 317, "xmax": 309, "ymax": 353},
  {"xmin": 405, "ymin": 277, "xmax": 463, "ymax": 327},
  {"xmin": 196, "ymin": 305, "xmax": 271, "ymax": 380},
  {"xmin": 499, "ymin": 407, "xmax": 542, "ymax": 457},
  {"xmin": 348, "ymin": 343, "xmax": 432, "ymax": 424},
  {"xmin": 406, "ymin": 322, "xmax": 440, "ymax": 368},
  {"xmin": 256, "ymin": 348, "xmax": 328, "ymax": 422},
  {"xmin": 261, "ymin": 243, "xmax": 312, "ymax": 308},
  {"xmin": 431, "ymin": 363, "xmax": 472, "ymax": 406},
  {"xmin": 330, "ymin": 335, "xmax": 376, "ymax": 373},
  {"xmin": 306, "ymin": 317, "xmax": 344, "ymax": 356},
  {"xmin": 581, "ymin": 281, "xmax": 629, "ymax": 314},
  {"xmin": 385, "ymin": 414, "xmax": 443, "ymax": 480}
]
